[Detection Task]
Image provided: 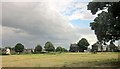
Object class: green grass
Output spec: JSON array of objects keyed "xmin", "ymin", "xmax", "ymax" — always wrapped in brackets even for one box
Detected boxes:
[{"xmin": 2, "ymin": 52, "xmax": 119, "ymax": 67}]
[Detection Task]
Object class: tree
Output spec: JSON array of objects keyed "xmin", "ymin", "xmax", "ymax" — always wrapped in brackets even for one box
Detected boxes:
[
  {"xmin": 14, "ymin": 43, "xmax": 24, "ymax": 54},
  {"xmin": 62, "ymin": 48, "xmax": 68, "ymax": 52},
  {"xmin": 34, "ymin": 45, "xmax": 42, "ymax": 53},
  {"xmin": 87, "ymin": 2, "xmax": 120, "ymax": 18},
  {"xmin": 56, "ymin": 46, "xmax": 62, "ymax": 52},
  {"xmin": 87, "ymin": 1, "xmax": 120, "ymax": 44},
  {"xmin": 44, "ymin": 41, "xmax": 55, "ymax": 52},
  {"xmin": 77, "ymin": 38, "xmax": 90, "ymax": 52}
]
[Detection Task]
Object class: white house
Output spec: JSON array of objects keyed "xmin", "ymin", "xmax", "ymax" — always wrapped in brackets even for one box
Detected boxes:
[{"xmin": 6, "ymin": 48, "xmax": 11, "ymax": 55}]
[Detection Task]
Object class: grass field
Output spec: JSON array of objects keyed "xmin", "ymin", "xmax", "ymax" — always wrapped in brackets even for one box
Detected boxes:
[{"xmin": 1, "ymin": 52, "xmax": 120, "ymax": 67}]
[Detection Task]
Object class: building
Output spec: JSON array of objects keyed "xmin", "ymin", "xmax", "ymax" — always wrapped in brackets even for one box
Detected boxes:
[
  {"xmin": 118, "ymin": 40, "xmax": 120, "ymax": 45},
  {"xmin": 69, "ymin": 44, "xmax": 79, "ymax": 52},
  {"xmin": 23, "ymin": 49, "xmax": 33, "ymax": 54},
  {"xmin": 6, "ymin": 48, "xmax": 11, "ymax": 54},
  {"xmin": 2, "ymin": 48, "xmax": 11, "ymax": 55},
  {"xmin": 106, "ymin": 43, "xmax": 119, "ymax": 52},
  {"xmin": 92, "ymin": 42, "xmax": 103, "ymax": 52},
  {"xmin": 0, "ymin": 48, "xmax": 1, "ymax": 55}
]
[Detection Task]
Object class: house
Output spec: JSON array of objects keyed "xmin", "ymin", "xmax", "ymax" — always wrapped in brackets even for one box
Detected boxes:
[
  {"xmin": 92, "ymin": 42, "xmax": 103, "ymax": 52},
  {"xmin": 69, "ymin": 44, "xmax": 79, "ymax": 52},
  {"xmin": 6, "ymin": 48, "xmax": 11, "ymax": 54},
  {"xmin": 2, "ymin": 48, "xmax": 11, "ymax": 55},
  {"xmin": 86, "ymin": 47, "xmax": 91, "ymax": 52},
  {"xmin": 23, "ymin": 49, "xmax": 33, "ymax": 54},
  {"xmin": 106, "ymin": 44, "xmax": 119, "ymax": 52},
  {"xmin": 118, "ymin": 45, "xmax": 120, "ymax": 51},
  {"xmin": 10, "ymin": 48, "xmax": 16, "ymax": 54},
  {"xmin": 0, "ymin": 48, "xmax": 2, "ymax": 55}
]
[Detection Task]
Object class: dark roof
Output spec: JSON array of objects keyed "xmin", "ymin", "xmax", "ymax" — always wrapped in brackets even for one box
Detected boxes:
[{"xmin": 70, "ymin": 44, "xmax": 78, "ymax": 47}]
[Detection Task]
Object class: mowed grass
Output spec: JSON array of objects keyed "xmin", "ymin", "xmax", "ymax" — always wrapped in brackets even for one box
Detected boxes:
[{"xmin": 2, "ymin": 52, "xmax": 119, "ymax": 67}]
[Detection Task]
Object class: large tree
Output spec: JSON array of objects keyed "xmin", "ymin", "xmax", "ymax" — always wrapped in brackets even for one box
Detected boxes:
[
  {"xmin": 87, "ymin": 1, "xmax": 120, "ymax": 44},
  {"xmin": 34, "ymin": 45, "xmax": 42, "ymax": 53},
  {"xmin": 14, "ymin": 43, "xmax": 24, "ymax": 54},
  {"xmin": 77, "ymin": 38, "xmax": 90, "ymax": 52},
  {"xmin": 44, "ymin": 41, "xmax": 55, "ymax": 52}
]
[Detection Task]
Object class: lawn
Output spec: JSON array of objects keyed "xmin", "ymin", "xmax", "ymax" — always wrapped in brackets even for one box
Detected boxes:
[{"xmin": 1, "ymin": 52, "xmax": 120, "ymax": 67}]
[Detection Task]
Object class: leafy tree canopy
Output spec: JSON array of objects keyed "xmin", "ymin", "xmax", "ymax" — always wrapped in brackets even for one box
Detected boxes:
[
  {"xmin": 77, "ymin": 38, "xmax": 90, "ymax": 52},
  {"xmin": 56, "ymin": 46, "xmax": 63, "ymax": 52},
  {"xmin": 34, "ymin": 45, "xmax": 42, "ymax": 53},
  {"xmin": 62, "ymin": 48, "xmax": 68, "ymax": 52},
  {"xmin": 44, "ymin": 41, "xmax": 55, "ymax": 52},
  {"xmin": 14, "ymin": 43, "xmax": 24, "ymax": 53},
  {"xmin": 87, "ymin": 1, "xmax": 120, "ymax": 44}
]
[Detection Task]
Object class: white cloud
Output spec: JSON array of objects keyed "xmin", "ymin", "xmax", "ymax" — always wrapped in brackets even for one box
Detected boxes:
[
  {"xmin": 2, "ymin": 1, "xmax": 97, "ymax": 49},
  {"xmin": 75, "ymin": 27, "xmax": 97, "ymax": 44},
  {"xmin": 1, "ymin": 0, "xmax": 92, "ymax": 2},
  {"xmin": 64, "ymin": 2, "xmax": 96, "ymax": 20},
  {"xmin": 0, "ymin": 3, "xmax": 2, "ymax": 48},
  {"xmin": 66, "ymin": 11, "xmax": 96, "ymax": 20}
]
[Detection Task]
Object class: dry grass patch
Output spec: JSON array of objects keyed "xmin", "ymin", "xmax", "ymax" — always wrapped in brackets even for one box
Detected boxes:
[{"xmin": 2, "ymin": 52, "xmax": 119, "ymax": 67}]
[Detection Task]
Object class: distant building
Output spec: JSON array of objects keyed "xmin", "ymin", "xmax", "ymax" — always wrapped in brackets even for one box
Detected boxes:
[
  {"xmin": 23, "ymin": 49, "xmax": 33, "ymax": 54},
  {"xmin": 118, "ymin": 45, "xmax": 120, "ymax": 51},
  {"xmin": 69, "ymin": 44, "xmax": 79, "ymax": 52},
  {"xmin": 2, "ymin": 48, "xmax": 11, "ymax": 55},
  {"xmin": 92, "ymin": 42, "xmax": 103, "ymax": 52},
  {"xmin": 1, "ymin": 47, "xmax": 34, "ymax": 55},
  {"xmin": 106, "ymin": 43, "xmax": 118, "ymax": 52},
  {"xmin": 10, "ymin": 49, "xmax": 16, "ymax": 54},
  {"xmin": 118, "ymin": 40, "xmax": 120, "ymax": 45},
  {"xmin": 86, "ymin": 47, "xmax": 91, "ymax": 52},
  {"xmin": 0, "ymin": 49, "xmax": 1, "ymax": 55},
  {"xmin": 6, "ymin": 48, "xmax": 11, "ymax": 54}
]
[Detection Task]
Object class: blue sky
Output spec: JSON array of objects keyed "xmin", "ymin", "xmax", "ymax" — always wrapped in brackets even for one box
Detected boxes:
[
  {"xmin": 59, "ymin": 0, "xmax": 94, "ymax": 28},
  {"xmin": 70, "ymin": 19, "xmax": 92, "ymax": 28}
]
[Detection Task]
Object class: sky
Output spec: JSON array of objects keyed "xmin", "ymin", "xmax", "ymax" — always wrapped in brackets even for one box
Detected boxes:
[{"xmin": 2, "ymin": 0, "xmax": 118, "ymax": 49}]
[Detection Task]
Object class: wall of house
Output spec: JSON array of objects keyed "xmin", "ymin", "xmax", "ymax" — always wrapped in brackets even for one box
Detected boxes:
[
  {"xmin": 23, "ymin": 49, "xmax": 32, "ymax": 54},
  {"xmin": 0, "ymin": 49, "xmax": 1, "ymax": 55}
]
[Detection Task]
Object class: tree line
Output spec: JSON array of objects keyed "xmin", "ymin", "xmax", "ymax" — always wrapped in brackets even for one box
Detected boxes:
[
  {"xmin": 1, "ymin": 37, "xmax": 120, "ymax": 55},
  {"xmin": 1, "ymin": 41, "xmax": 68, "ymax": 55}
]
